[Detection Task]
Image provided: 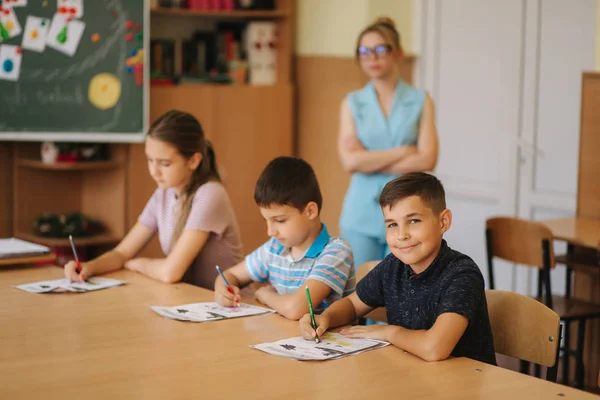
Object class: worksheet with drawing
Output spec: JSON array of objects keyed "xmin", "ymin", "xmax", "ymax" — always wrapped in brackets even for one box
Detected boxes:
[
  {"xmin": 251, "ymin": 332, "xmax": 389, "ymax": 361},
  {"xmin": 15, "ymin": 277, "xmax": 125, "ymax": 293},
  {"xmin": 150, "ymin": 302, "xmax": 275, "ymax": 322}
]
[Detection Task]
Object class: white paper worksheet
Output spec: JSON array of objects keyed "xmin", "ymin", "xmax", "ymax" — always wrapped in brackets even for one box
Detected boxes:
[
  {"xmin": 250, "ymin": 332, "xmax": 389, "ymax": 361},
  {"xmin": 151, "ymin": 302, "xmax": 275, "ymax": 322},
  {"xmin": 15, "ymin": 277, "xmax": 125, "ymax": 293}
]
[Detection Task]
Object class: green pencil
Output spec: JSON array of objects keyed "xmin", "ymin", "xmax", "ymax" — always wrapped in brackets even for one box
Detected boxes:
[{"xmin": 305, "ymin": 286, "xmax": 320, "ymax": 344}]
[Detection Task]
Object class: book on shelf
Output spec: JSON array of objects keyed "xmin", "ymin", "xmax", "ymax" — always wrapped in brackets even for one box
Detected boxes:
[
  {"xmin": 150, "ymin": 19, "xmax": 276, "ymax": 86},
  {"xmin": 151, "ymin": 39, "xmax": 176, "ymax": 78}
]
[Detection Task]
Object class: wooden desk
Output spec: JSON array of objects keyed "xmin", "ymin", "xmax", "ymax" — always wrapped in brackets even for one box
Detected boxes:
[
  {"xmin": 542, "ymin": 217, "xmax": 600, "ymax": 250},
  {"xmin": 0, "ymin": 267, "xmax": 596, "ymax": 399},
  {"xmin": 542, "ymin": 217, "xmax": 599, "ymax": 389}
]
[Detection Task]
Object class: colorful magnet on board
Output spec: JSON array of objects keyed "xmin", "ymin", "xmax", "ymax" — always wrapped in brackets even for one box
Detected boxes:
[
  {"xmin": 3, "ymin": 59, "xmax": 13, "ymax": 73},
  {"xmin": 57, "ymin": 25, "xmax": 68, "ymax": 44},
  {"xmin": 0, "ymin": 22, "xmax": 9, "ymax": 40}
]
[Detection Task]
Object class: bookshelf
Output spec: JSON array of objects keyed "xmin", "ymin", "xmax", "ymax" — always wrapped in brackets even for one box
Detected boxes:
[
  {"xmin": 17, "ymin": 159, "xmax": 121, "ymax": 171},
  {"xmin": 15, "ymin": 232, "xmax": 120, "ymax": 248},
  {"xmin": 12, "ymin": 143, "xmax": 126, "ymax": 254},
  {"xmin": 150, "ymin": 0, "xmax": 294, "ymax": 85},
  {"xmin": 150, "ymin": 8, "xmax": 290, "ymax": 18}
]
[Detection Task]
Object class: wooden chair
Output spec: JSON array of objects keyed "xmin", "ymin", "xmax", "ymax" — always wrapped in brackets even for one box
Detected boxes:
[
  {"xmin": 356, "ymin": 261, "xmax": 388, "ymax": 323},
  {"xmin": 486, "ymin": 289, "xmax": 561, "ymax": 381},
  {"xmin": 486, "ymin": 217, "xmax": 600, "ymax": 387}
]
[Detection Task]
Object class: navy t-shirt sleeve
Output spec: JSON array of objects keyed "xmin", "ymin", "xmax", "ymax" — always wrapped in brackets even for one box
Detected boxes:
[
  {"xmin": 355, "ymin": 261, "xmax": 386, "ymax": 308},
  {"xmin": 436, "ymin": 268, "xmax": 484, "ymax": 322}
]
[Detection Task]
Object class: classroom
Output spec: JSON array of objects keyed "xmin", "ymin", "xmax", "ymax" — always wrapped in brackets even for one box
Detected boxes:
[{"xmin": 0, "ymin": 0, "xmax": 599, "ymax": 398}]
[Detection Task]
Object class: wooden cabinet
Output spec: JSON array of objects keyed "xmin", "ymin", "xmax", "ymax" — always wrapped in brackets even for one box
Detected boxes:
[
  {"xmin": 213, "ymin": 85, "xmax": 293, "ymax": 252},
  {"xmin": 0, "ymin": 144, "xmax": 13, "ymax": 238},
  {"xmin": 11, "ymin": 143, "xmax": 127, "ymax": 249}
]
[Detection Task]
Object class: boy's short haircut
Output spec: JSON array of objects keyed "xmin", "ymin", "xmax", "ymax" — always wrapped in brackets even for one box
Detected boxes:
[
  {"xmin": 254, "ymin": 156, "xmax": 323, "ymax": 212},
  {"xmin": 379, "ymin": 172, "xmax": 446, "ymax": 215}
]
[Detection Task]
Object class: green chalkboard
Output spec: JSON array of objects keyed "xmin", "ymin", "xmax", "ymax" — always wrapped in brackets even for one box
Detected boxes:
[{"xmin": 0, "ymin": 0, "xmax": 148, "ymax": 142}]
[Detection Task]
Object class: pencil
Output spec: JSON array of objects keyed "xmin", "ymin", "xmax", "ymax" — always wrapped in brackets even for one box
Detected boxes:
[
  {"xmin": 305, "ymin": 286, "xmax": 320, "ymax": 343},
  {"xmin": 215, "ymin": 265, "xmax": 239, "ymax": 306},
  {"xmin": 68, "ymin": 235, "xmax": 82, "ymax": 274}
]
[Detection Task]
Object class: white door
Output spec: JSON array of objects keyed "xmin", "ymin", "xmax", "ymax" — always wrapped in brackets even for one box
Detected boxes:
[{"xmin": 416, "ymin": 0, "xmax": 596, "ymax": 296}]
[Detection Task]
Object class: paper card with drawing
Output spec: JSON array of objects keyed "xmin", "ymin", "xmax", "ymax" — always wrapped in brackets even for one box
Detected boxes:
[
  {"xmin": 0, "ymin": 44, "xmax": 22, "ymax": 81},
  {"xmin": 15, "ymin": 277, "xmax": 126, "ymax": 293},
  {"xmin": 45, "ymin": 12, "xmax": 84, "ymax": 56},
  {"xmin": 250, "ymin": 332, "xmax": 389, "ymax": 361},
  {"xmin": 0, "ymin": 6, "xmax": 22, "ymax": 39},
  {"xmin": 57, "ymin": 0, "xmax": 83, "ymax": 19},
  {"xmin": 21, "ymin": 15, "xmax": 50, "ymax": 52},
  {"xmin": 2, "ymin": 0, "xmax": 28, "ymax": 7},
  {"xmin": 151, "ymin": 302, "xmax": 275, "ymax": 322}
]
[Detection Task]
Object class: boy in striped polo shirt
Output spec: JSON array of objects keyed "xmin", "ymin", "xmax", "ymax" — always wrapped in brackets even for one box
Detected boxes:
[{"xmin": 215, "ymin": 157, "xmax": 355, "ymax": 320}]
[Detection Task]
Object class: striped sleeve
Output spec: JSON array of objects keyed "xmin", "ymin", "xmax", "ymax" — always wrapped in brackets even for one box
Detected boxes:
[
  {"xmin": 308, "ymin": 238, "xmax": 354, "ymax": 297},
  {"xmin": 138, "ymin": 189, "xmax": 160, "ymax": 231},
  {"xmin": 244, "ymin": 239, "xmax": 272, "ymax": 283}
]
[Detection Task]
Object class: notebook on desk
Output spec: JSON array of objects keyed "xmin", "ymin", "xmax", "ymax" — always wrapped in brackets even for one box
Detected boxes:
[{"xmin": 0, "ymin": 238, "xmax": 51, "ymax": 259}]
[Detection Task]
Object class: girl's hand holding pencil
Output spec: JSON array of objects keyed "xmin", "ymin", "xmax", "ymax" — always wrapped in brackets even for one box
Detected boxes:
[
  {"xmin": 64, "ymin": 260, "xmax": 89, "ymax": 283},
  {"xmin": 64, "ymin": 235, "xmax": 88, "ymax": 283}
]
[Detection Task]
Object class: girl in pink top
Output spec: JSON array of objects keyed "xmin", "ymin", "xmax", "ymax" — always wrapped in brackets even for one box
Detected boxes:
[{"xmin": 64, "ymin": 110, "xmax": 243, "ymax": 289}]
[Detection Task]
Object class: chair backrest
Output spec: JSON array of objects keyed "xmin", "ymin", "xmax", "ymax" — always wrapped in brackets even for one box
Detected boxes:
[
  {"xmin": 486, "ymin": 217, "xmax": 555, "ymax": 269},
  {"xmin": 356, "ymin": 261, "xmax": 387, "ymax": 323},
  {"xmin": 356, "ymin": 261, "xmax": 379, "ymax": 282},
  {"xmin": 486, "ymin": 289, "xmax": 561, "ymax": 381}
]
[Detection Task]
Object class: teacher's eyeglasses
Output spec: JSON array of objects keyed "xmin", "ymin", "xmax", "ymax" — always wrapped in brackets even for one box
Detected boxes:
[{"xmin": 356, "ymin": 44, "xmax": 393, "ymax": 60}]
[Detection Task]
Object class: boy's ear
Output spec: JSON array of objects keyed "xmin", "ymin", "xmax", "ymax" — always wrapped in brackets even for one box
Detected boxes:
[
  {"xmin": 439, "ymin": 208, "xmax": 452, "ymax": 234},
  {"xmin": 304, "ymin": 201, "xmax": 319, "ymax": 220}
]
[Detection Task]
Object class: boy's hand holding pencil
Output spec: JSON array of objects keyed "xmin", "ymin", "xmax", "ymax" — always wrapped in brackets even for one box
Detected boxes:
[
  {"xmin": 300, "ymin": 311, "xmax": 330, "ymax": 342},
  {"xmin": 215, "ymin": 266, "xmax": 241, "ymax": 307}
]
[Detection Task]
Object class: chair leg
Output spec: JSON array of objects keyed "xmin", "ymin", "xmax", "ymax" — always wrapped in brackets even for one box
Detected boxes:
[
  {"xmin": 565, "ymin": 244, "xmax": 574, "ymax": 298},
  {"xmin": 565, "ymin": 267, "xmax": 572, "ymax": 298},
  {"xmin": 546, "ymin": 324, "xmax": 562, "ymax": 382},
  {"xmin": 562, "ymin": 320, "xmax": 571, "ymax": 385},
  {"xmin": 574, "ymin": 319, "xmax": 586, "ymax": 390},
  {"xmin": 534, "ymin": 364, "xmax": 541, "ymax": 378}
]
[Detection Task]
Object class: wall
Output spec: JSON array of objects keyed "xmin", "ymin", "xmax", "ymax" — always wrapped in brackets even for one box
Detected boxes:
[
  {"xmin": 296, "ymin": 0, "xmax": 414, "ymax": 57},
  {"xmin": 596, "ymin": 0, "xmax": 600, "ymax": 69},
  {"xmin": 296, "ymin": 0, "xmax": 415, "ymax": 236}
]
